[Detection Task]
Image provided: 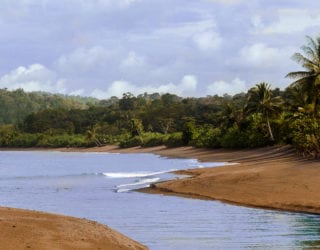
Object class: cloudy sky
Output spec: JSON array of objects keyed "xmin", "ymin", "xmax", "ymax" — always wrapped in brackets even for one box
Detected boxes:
[{"xmin": 0, "ymin": 0, "xmax": 319, "ymax": 98}]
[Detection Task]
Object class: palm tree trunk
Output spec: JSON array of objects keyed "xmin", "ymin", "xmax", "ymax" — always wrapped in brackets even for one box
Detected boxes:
[
  {"xmin": 266, "ymin": 114, "xmax": 274, "ymax": 141},
  {"xmin": 314, "ymin": 96, "xmax": 319, "ymax": 118}
]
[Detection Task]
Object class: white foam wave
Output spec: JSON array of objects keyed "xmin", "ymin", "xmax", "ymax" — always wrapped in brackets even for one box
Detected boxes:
[
  {"xmin": 102, "ymin": 169, "xmax": 176, "ymax": 178},
  {"xmin": 116, "ymin": 184, "xmax": 151, "ymax": 193},
  {"xmin": 116, "ymin": 188, "xmax": 131, "ymax": 193},
  {"xmin": 117, "ymin": 177, "xmax": 160, "ymax": 188}
]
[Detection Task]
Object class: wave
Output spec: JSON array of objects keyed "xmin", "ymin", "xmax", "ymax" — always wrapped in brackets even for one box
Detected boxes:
[
  {"xmin": 116, "ymin": 188, "xmax": 132, "ymax": 193},
  {"xmin": 102, "ymin": 169, "xmax": 176, "ymax": 178},
  {"xmin": 117, "ymin": 177, "xmax": 160, "ymax": 188},
  {"xmin": 115, "ymin": 184, "xmax": 151, "ymax": 193}
]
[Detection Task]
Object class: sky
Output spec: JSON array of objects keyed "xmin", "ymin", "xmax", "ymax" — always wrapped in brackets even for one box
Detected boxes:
[{"xmin": 0, "ymin": 0, "xmax": 319, "ymax": 99}]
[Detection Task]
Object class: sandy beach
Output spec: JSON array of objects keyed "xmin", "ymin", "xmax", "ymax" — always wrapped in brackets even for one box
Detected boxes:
[
  {"xmin": 0, "ymin": 206, "xmax": 147, "ymax": 250},
  {"xmin": 2, "ymin": 145, "xmax": 320, "ymax": 249},
  {"xmin": 75, "ymin": 145, "xmax": 320, "ymax": 214}
]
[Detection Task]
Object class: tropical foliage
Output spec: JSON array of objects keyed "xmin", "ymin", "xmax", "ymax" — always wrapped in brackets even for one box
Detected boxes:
[{"xmin": 0, "ymin": 35, "xmax": 319, "ymax": 158}]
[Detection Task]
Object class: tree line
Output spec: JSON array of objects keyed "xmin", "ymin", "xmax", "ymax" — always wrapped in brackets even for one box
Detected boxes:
[
  {"xmin": 0, "ymin": 35, "xmax": 319, "ymax": 158},
  {"xmin": 0, "ymin": 88, "xmax": 98, "ymax": 124}
]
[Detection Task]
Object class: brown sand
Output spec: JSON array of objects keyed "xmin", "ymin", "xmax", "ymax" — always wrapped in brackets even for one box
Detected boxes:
[
  {"xmin": 66, "ymin": 145, "xmax": 320, "ymax": 214},
  {"xmin": 0, "ymin": 207, "xmax": 147, "ymax": 250},
  {"xmin": 137, "ymin": 146, "xmax": 320, "ymax": 214}
]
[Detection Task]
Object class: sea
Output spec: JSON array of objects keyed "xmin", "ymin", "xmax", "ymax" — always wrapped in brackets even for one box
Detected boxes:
[{"xmin": 0, "ymin": 150, "xmax": 320, "ymax": 249}]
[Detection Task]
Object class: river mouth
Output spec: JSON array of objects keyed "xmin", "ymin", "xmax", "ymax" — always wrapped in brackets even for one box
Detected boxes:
[{"xmin": 0, "ymin": 150, "xmax": 320, "ymax": 249}]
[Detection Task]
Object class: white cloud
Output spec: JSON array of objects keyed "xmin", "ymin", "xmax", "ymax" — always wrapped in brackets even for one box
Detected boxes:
[
  {"xmin": 58, "ymin": 0, "xmax": 140, "ymax": 13},
  {"xmin": 206, "ymin": 0, "xmax": 243, "ymax": 4},
  {"xmin": 153, "ymin": 19, "xmax": 222, "ymax": 51},
  {"xmin": 56, "ymin": 46, "xmax": 114, "ymax": 73},
  {"xmin": 180, "ymin": 75, "xmax": 198, "ymax": 92},
  {"xmin": 91, "ymin": 75, "xmax": 198, "ymax": 99},
  {"xmin": 251, "ymin": 15, "xmax": 263, "ymax": 28},
  {"xmin": 235, "ymin": 43, "xmax": 295, "ymax": 68},
  {"xmin": 193, "ymin": 30, "xmax": 222, "ymax": 51},
  {"xmin": 262, "ymin": 9, "xmax": 320, "ymax": 34},
  {"xmin": 121, "ymin": 0, "xmax": 140, "ymax": 5},
  {"xmin": 207, "ymin": 78, "xmax": 247, "ymax": 96},
  {"xmin": 69, "ymin": 89, "xmax": 85, "ymax": 96},
  {"xmin": 1, "ymin": 1, "xmax": 318, "ymax": 98},
  {"xmin": 0, "ymin": 64, "xmax": 66, "ymax": 93},
  {"xmin": 121, "ymin": 51, "xmax": 144, "ymax": 67}
]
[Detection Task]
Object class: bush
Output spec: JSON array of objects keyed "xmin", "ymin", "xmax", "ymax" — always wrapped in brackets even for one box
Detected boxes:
[
  {"xmin": 119, "ymin": 135, "xmax": 142, "ymax": 148},
  {"xmin": 11, "ymin": 133, "xmax": 39, "ymax": 147},
  {"xmin": 190, "ymin": 126, "xmax": 221, "ymax": 148},
  {"xmin": 220, "ymin": 125, "xmax": 249, "ymax": 148},
  {"xmin": 119, "ymin": 132, "xmax": 167, "ymax": 148},
  {"xmin": 220, "ymin": 123, "xmax": 269, "ymax": 148},
  {"xmin": 163, "ymin": 132, "xmax": 184, "ymax": 148},
  {"xmin": 181, "ymin": 118, "xmax": 197, "ymax": 145},
  {"xmin": 36, "ymin": 134, "xmax": 87, "ymax": 148},
  {"xmin": 141, "ymin": 132, "xmax": 165, "ymax": 147},
  {"xmin": 96, "ymin": 134, "xmax": 119, "ymax": 145},
  {"xmin": 290, "ymin": 115, "xmax": 320, "ymax": 158}
]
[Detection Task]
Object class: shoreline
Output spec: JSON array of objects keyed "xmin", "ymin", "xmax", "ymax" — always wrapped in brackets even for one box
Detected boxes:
[
  {"xmin": 57, "ymin": 145, "xmax": 320, "ymax": 214},
  {"xmin": 1, "ymin": 144, "xmax": 320, "ymax": 248},
  {"xmin": 0, "ymin": 206, "xmax": 147, "ymax": 250},
  {"xmin": 0, "ymin": 146, "xmax": 150, "ymax": 249}
]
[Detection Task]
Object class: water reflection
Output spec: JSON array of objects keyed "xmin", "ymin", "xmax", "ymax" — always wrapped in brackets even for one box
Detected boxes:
[{"xmin": 296, "ymin": 215, "xmax": 320, "ymax": 249}]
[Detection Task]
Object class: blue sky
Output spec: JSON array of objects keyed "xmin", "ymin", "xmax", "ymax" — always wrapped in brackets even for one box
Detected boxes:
[{"xmin": 0, "ymin": 0, "xmax": 319, "ymax": 98}]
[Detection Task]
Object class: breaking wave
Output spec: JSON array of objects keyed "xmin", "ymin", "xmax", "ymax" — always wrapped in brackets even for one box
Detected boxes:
[
  {"xmin": 102, "ymin": 169, "xmax": 176, "ymax": 178},
  {"xmin": 117, "ymin": 177, "xmax": 160, "ymax": 188}
]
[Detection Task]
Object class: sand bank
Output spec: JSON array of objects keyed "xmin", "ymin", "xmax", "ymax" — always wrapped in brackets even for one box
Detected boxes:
[
  {"xmin": 68, "ymin": 145, "xmax": 320, "ymax": 214},
  {"xmin": 0, "ymin": 207, "xmax": 147, "ymax": 250}
]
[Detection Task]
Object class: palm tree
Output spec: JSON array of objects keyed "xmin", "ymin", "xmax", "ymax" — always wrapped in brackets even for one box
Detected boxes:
[
  {"xmin": 247, "ymin": 82, "xmax": 283, "ymax": 141},
  {"xmin": 286, "ymin": 35, "xmax": 320, "ymax": 117},
  {"xmin": 285, "ymin": 84, "xmax": 314, "ymax": 115},
  {"xmin": 86, "ymin": 125, "xmax": 102, "ymax": 147},
  {"xmin": 219, "ymin": 102, "xmax": 245, "ymax": 129}
]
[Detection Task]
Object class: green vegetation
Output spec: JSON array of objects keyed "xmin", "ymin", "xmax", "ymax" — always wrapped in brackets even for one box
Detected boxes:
[
  {"xmin": 0, "ymin": 35, "xmax": 320, "ymax": 158},
  {"xmin": 0, "ymin": 88, "xmax": 98, "ymax": 125}
]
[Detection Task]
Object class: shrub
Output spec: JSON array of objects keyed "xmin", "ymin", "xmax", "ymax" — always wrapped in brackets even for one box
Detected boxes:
[
  {"xmin": 11, "ymin": 133, "xmax": 39, "ymax": 147},
  {"xmin": 119, "ymin": 135, "xmax": 142, "ymax": 148},
  {"xmin": 141, "ymin": 132, "xmax": 165, "ymax": 147},
  {"xmin": 163, "ymin": 132, "xmax": 184, "ymax": 148},
  {"xmin": 220, "ymin": 125, "xmax": 249, "ymax": 148},
  {"xmin": 181, "ymin": 118, "xmax": 197, "ymax": 145},
  {"xmin": 290, "ymin": 115, "xmax": 320, "ymax": 158},
  {"xmin": 190, "ymin": 126, "xmax": 222, "ymax": 148},
  {"xmin": 36, "ymin": 134, "xmax": 87, "ymax": 148}
]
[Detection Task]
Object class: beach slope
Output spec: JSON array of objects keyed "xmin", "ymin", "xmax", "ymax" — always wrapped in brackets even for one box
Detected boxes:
[
  {"xmin": 0, "ymin": 207, "xmax": 147, "ymax": 250},
  {"xmin": 68, "ymin": 145, "xmax": 320, "ymax": 214},
  {"xmin": 137, "ymin": 146, "xmax": 320, "ymax": 214}
]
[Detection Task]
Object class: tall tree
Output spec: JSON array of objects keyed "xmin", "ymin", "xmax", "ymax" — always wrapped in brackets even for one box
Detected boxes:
[
  {"xmin": 246, "ymin": 82, "xmax": 283, "ymax": 141},
  {"xmin": 286, "ymin": 35, "xmax": 320, "ymax": 117}
]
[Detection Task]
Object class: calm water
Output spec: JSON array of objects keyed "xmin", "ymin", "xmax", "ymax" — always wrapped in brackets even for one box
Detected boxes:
[{"xmin": 0, "ymin": 151, "xmax": 320, "ymax": 249}]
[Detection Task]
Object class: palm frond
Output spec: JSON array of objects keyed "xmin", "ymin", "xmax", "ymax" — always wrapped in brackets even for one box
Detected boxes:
[
  {"xmin": 301, "ymin": 45, "xmax": 317, "ymax": 60},
  {"xmin": 286, "ymin": 71, "xmax": 313, "ymax": 79},
  {"xmin": 306, "ymin": 36, "xmax": 318, "ymax": 56},
  {"xmin": 292, "ymin": 53, "xmax": 318, "ymax": 70},
  {"xmin": 288, "ymin": 75, "xmax": 315, "ymax": 88},
  {"xmin": 316, "ymin": 36, "xmax": 320, "ymax": 60}
]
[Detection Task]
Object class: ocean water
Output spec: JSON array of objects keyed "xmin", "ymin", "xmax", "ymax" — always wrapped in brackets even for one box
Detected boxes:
[{"xmin": 0, "ymin": 151, "xmax": 320, "ymax": 249}]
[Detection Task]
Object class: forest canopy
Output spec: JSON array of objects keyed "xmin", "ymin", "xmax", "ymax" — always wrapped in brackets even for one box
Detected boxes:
[{"xmin": 1, "ymin": 35, "xmax": 320, "ymax": 158}]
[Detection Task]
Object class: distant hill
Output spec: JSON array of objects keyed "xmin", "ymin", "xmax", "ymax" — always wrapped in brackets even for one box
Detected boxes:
[{"xmin": 0, "ymin": 88, "xmax": 99, "ymax": 124}]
